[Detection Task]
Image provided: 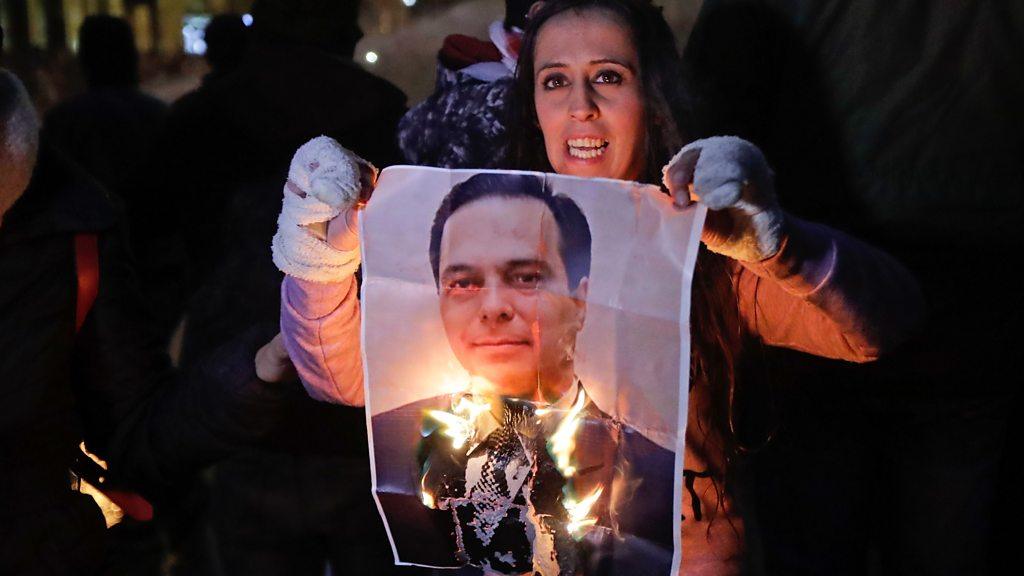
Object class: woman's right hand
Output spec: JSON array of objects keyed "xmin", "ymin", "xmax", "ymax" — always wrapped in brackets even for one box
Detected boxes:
[{"xmin": 271, "ymin": 136, "xmax": 376, "ymax": 282}]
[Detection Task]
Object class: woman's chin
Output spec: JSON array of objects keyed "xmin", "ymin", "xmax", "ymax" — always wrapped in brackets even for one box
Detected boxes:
[
  {"xmin": 556, "ymin": 157, "xmax": 637, "ymax": 181},
  {"xmin": 559, "ymin": 159, "xmax": 615, "ymax": 180}
]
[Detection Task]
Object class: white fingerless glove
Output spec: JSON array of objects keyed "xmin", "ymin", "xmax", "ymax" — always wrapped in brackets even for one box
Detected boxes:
[
  {"xmin": 271, "ymin": 136, "xmax": 373, "ymax": 282},
  {"xmin": 663, "ymin": 135, "xmax": 785, "ymax": 262}
]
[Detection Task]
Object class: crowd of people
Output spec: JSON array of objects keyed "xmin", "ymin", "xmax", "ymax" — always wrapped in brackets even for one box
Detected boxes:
[{"xmin": 1, "ymin": 0, "xmax": 1020, "ymax": 575}]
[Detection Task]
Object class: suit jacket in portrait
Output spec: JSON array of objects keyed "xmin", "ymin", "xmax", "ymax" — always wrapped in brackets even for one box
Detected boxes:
[{"xmin": 369, "ymin": 388, "xmax": 676, "ymax": 575}]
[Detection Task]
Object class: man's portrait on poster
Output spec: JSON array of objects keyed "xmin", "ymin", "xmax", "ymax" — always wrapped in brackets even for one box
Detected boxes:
[{"xmin": 369, "ymin": 173, "xmax": 675, "ymax": 575}]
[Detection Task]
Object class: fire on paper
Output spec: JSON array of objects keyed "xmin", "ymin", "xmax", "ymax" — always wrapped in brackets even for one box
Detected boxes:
[
  {"xmin": 360, "ymin": 167, "xmax": 704, "ymax": 575},
  {"xmin": 419, "ymin": 386, "xmax": 603, "ymax": 574}
]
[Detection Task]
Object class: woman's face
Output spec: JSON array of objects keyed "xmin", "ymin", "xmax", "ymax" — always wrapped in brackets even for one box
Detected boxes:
[{"xmin": 533, "ymin": 8, "xmax": 646, "ymax": 182}]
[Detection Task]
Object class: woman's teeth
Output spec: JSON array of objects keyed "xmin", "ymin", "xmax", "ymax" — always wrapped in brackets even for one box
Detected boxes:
[{"xmin": 567, "ymin": 138, "xmax": 608, "ymax": 159}]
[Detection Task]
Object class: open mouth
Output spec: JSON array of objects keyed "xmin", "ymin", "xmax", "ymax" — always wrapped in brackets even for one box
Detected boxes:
[{"xmin": 567, "ymin": 138, "xmax": 609, "ymax": 159}]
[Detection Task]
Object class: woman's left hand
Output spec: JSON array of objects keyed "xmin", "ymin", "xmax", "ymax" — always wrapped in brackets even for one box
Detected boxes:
[{"xmin": 663, "ymin": 136, "xmax": 785, "ymax": 262}]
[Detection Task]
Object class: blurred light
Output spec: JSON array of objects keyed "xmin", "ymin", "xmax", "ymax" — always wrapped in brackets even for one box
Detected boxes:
[
  {"xmin": 242, "ymin": 13, "xmax": 254, "ymax": 27},
  {"xmin": 402, "ymin": 0, "xmax": 417, "ymax": 6},
  {"xmin": 364, "ymin": 51, "xmax": 379, "ymax": 64},
  {"xmin": 182, "ymin": 14, "xmax": 211, "ymax": 56}
]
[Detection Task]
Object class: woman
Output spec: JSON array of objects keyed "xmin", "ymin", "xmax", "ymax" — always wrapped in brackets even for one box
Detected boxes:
[{"xmin": 257, "ymin": 1, "xmax": 924, "ymax": 574}]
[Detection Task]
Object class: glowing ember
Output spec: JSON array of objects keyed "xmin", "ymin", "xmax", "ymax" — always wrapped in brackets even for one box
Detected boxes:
[
  {"xmin": 565, "ymin": 488, "xmax": 603, "ymax": 534},
  {"xmin": 426, "ymin": 396, "xmax": 491, "ymax": 450},
  {"xmin": 548, "ymin": 389, "xmax": 587, "ymax": 477}
]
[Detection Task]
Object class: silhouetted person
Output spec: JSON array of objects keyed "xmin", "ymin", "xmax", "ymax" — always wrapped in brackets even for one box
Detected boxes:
[
  {"xmin": 202, "ymin": 13, "xmax": 251, "ymax": 85},
  {"xmin": 398, "ymin": 0, "xmax": 532, "ymax": 168},
  {"xmin": 42, "ymin": 15, "xmax": 184, "ymax": 345},
  {"xmin": 683, "ymin": 2, "xmax": 1023, "ymax": 575},
  {"xmin": 153, "ymin": 1, "xmax": 409, "ymax": 574},
  {"xmin": 1, "ymin": 66, "xmax": 299, "ymax": 576}
]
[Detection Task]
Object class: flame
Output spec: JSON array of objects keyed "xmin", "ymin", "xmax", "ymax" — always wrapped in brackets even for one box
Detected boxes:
[
  {"xmin": 426, "ymin": 396, "xmax": 491, "ymax": 451},
  {"xmin": 565, "ymin": 487, "xmax": 604, "ymax": 534},
  {"xmin": 421, "ymin": 491, "xmax": 435, "ymax": 508},
  {"xmin": 548, "ymin": 389, "xmax": 587, "ymax": 477},
  {"xmin": 546, "ymin": 391, "xmax": 605, "ymax": 535},
  {"xmin": 420, "ymin": 467, "xmax": 437, "ymax": 508}
]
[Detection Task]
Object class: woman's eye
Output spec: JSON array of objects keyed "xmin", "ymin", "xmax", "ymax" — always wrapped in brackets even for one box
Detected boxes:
[
  {"xmin": 541, "ymin": 74, "xmax": 568, "ymax": 90},
  {"xmin": 594, "ymin": 70, "xmax": 623, "ymax": 85}
]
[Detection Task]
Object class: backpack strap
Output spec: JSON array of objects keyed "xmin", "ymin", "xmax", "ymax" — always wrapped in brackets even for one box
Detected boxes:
[
  {"xmin": 71, "ymin": 232, "xmax": 154, "ymax": 522},
  {"xmin": 74, "ymin": 233, "xmax": 99, "ymax": 332}
]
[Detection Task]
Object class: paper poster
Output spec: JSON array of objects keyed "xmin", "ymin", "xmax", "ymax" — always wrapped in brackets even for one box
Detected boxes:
[{"xmin": 360, "ymin": 167, "xmax": 704, "ymax": 575}]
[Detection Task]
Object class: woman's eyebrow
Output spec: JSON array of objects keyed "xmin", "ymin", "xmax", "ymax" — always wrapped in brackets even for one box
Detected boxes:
[
  {"xmin": 536, "ymin": 61, "xmax": 567, "ymax": 75},
  {"xmin": 590, "ymin": 58, "xmax": 637, "ymax": 73},
  {"xmin": 536, "ymin": 59, "xmax": 637, "ymax": 75}
]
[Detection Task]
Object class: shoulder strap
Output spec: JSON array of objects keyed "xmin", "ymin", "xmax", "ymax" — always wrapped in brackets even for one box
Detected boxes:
[
  {"xmin": 70, "ymin": 232, "xmax": 154, "ymax": 522},
  {"xmin": 74, "ymin": 233, "xmax": 99, "ymax": 332}
]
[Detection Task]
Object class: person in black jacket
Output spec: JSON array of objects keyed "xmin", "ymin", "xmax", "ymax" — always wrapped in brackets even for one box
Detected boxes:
[
  {"xmin": 42, "ymin": 15, "xmax": 183, "ymax": 347},
  {"xmin": 1, "ymin": 67, "xmax": 299, "ymax": 575},
  {"xmin": 682, "ymin": 1, "xmax": 1023, "ymax": 574},
  {"xmin": 201, "ymin": 13, "xmax": 252, "ymax": 86},
  {"xmin": 152, "ymin": 1, "xmax": 412, "ymax": 574}
]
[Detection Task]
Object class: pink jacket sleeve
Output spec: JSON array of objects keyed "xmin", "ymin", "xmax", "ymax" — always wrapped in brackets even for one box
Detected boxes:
[
  {"xmin": 280, "ymin": 275, "xmax": 365, "ymax": 406},
  {"xmin": 280, "ymin": 214, "xmax": 925, "ymax": 405},
  {"xmin": 733, "ymin": 215, "xmax": 924, "ymax": 362}
]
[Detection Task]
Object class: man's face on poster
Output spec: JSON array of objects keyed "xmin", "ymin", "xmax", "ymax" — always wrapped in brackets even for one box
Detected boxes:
[{"xmin": 437, "ymin": 195, "xmax": 588, "ymax": 400}]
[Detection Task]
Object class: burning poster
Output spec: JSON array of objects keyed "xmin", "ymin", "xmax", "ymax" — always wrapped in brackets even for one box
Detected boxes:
[{"xmin": 361, "ymin": 167, "xmax": 704, "ymax": 575}]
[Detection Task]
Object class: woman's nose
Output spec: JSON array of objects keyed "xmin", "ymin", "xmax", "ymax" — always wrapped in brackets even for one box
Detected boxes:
[{"xmin": 568, "ymin": 85, "xmax": 600, "ymax": 122}]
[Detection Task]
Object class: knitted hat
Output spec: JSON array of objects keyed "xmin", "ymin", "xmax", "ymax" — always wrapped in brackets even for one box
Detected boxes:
[{"xmin": 250, "ymin": 0, "xmax": 363, "ymax": 56}]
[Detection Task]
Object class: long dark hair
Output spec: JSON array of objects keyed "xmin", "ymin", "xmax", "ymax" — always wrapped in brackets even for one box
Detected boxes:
[
  {"xmin": 508, "ymin": 0, "xmax": 745, "ymax": 494},
  {"xmin": 510, "ymin": 0, "xmax": 690, "ymax": 184}
]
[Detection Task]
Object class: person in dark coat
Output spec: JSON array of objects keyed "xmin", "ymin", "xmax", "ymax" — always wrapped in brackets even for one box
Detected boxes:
[
  {"xmin": 682, "ymin": 1, "xmax": 1024, "ymax": 574},
  {"xmin": 397, "ymin": 0, "xmax": 533, "ymax": 168},
  {"xmin": 42, "ymin": 15, "xmax": 184, "ymax": 345},
  {"xmin": 0, "ymin": 68, "xmax": 299, "ymax": 576},
  {"xmin": 152, "ymin": 1, "xmax": 411, "ymax": 574},
  {"xmin": 201, "ymin": 14, "xmax": 252, "ymax": 85}
]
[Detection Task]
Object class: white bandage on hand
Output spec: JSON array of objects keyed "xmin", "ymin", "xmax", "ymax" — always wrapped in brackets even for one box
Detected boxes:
[
  {"xmin": 663, "ymin": 135, "xmax": 785, "ymax": 262},
  {"xmin": 271, "ymin": 136, "xmax": 374, "ymax": 283}
]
